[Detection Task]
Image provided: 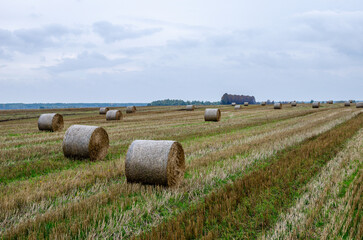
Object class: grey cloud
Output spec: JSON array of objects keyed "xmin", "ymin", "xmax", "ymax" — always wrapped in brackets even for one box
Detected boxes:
[
  {"xmin": 92, "ymin": 21, "xmax": 161, "ymax": 43},
  {"xmin": 0, "ymin": 24, "xmax": 81, "ymax": 54},
  {"xmin": 0, "ymin": 48, "xmax": 12, "ymax": 60},
  {"xmin": 166, "ymin": 38, "xmax": 201, "ymax": 49},
  {"xmin": 292, "ymin": 11, "xmax": 363, "ymax": 58},
  {"xmin": 198, "ymin": 11, "xmax": 363, "ymax": 70},
  {"xmin": 44, "ymin": 51, "xmax": 129, "ymax": 73}
]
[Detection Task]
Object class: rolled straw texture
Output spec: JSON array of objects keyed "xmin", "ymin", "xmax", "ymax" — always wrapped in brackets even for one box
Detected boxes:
[
  {"xmin": 99, "ymin": 107, "xmax": 109, "ymax": 114},
  {"xmin": 125, "ymin": 140, "xmax": 185, "ymax": 186},
  {"xmin": 312, "ymin": 102, "xmax": 320, "ymax": 108},
  {"xmin": 204, "ymin": 108, "xmax": 221, "ymax": 122},
  {"xmin": 62, "ymin": 125, "xmax": 109, "ymax": 161},
  {"xmin": 126, "ymin": 106, "xmax": 136, "ymax": 113},
  {"xmin": 38, "ymin": 113, "xmax": 64, "ymax": 132},
  {"xmin": 274, "ymin": 103, "xmax": 282, "ymax": 109},
  {"xmin": 106, "ymin": 110, "xmax": 122, "ymax": 120},
  {"xmin": 186, "ymin": 105, "xmax": 195, "ymax": 111}
]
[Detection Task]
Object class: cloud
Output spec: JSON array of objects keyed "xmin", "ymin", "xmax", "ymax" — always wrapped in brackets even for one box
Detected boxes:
[
  {"xmin": 166, "ymin": 38, "xmax": 201, "ymax": 49},
  {"xmin": 0, "ymin": 24, "xmax": 81, "ymax": 54},
  {"xmin": 92, "ymin": 21, "xmax": 162, "ymax": 43},
  {"xmin": 44, "ymin": 51, "xmax": 129, "ymax": 73},
  {"xmin": 0, "ymin": 48, "xmax": 11, "ymax": 60},
  {"xmin": 292, "ymin": 11, "xmax": 363, "ymax": 59}
]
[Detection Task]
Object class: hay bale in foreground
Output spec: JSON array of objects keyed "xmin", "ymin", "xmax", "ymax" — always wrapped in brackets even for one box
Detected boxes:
[
  {"xmin": 125, "ymin": 140, "xmax": 185, "ymax": 186},
  {"xmin": 312, "ymin": 102, "xmax": 320, "ymax": 108},
  {"xmin": 204, "ymin": 108, "xmax": 221, "ymax": 122},
  {"xmin": 244, "ymin": 102, "xmax": 249, "ymax": 106},
  {"xmin": 106, "ymin": 110, "xmax": 122, "ymax": 121},
  {"xmin": 234, "ymin": 105, "xmax": 241, "ymax": 110},
  {"xmin": 327, "ymin": 100, "xmax": 333, "ymax": 104},
  {"xmin": 356, "ymin": 102, "xmax": 363, "ymax": 108},
  {"xmin": 231, "ymin": 102, "xmax": 236, "ymax": 106},
  {"xmin": 126, "ymin": 106, "xmax": 137, "ymax": 113},
  {"xmin": 345, "ymin": 101, "xmax": 351, "ymax": 107},
  {"xmin": 291, "ymin": 101, "xmax": 297, "ymax": 107},
  {"xmin": 63, "ymin": 125, "xmax": 109, "ymax": 161},
  {"xmin": 261, "ymin": 101, "xmax": 266, "ymax": 106},
  {"xmin": 99, "ymin": 107, "xmax": 109, "ymax": 114},
  {"xmin": 186, "ymin": 105, "xmax": 195, "ymax": 111},
  {"xmin": 38, "ymin": 113, "xmax": 64, "ymax": 132},
  {"xmin": 274, "ymin": 103, "xmax": 282, "ymax": 109}
]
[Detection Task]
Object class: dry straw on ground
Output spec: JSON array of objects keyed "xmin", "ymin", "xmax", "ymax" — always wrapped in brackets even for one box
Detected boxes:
[
  {"xmin": 106, "ymin": 110, "xmax": 122, "ymax": 121},
  {"xmin": 99, "ymin": 107, "xmax": 109, "ymax": 115},
  {"xmin": 234, "ymin": 105, "xmax": 241, "ymax": 110},
  {"xmin": 291, "ymin": 101, "xmax": 297, "ymax": 107},
  {"xmin": 261, "ymin": 102, "xmax": 266, "ymax": 106},
  {"xmin": 356, "ymin": 102, "xmax": 363, "ymax": 108},
  {"xmin": 274, "ymin": 103, "xmax": 282, "ymax": 109},
  {"xmin": 126, "ymin": 106, "xmax": 137, "ymax": 113},
  {"xmin": 38, "ymin": 113, "xmax": 64, "ymax": 132},
  {"xmin": 312, "ymin": 102, "xmax": 320, "ymax": 108},
  {"xmin": 186, "ymin": 105, "xmax": 195, "ymax": 111},
  {"xmin": 204, "ymin": 108, "xmax": 221, "ymax": 122},
  {"xmin": 62, "ymin": 125, "xmax": 109, "ymax": 161},
  {"xmin": 345, "ymin": 101, "xmax": 351, "ymax": 107},
  {"xmin": 125, "ymin": 140, "xmax": 185, "ymax": 186},
  {"xmin": 244, "ymin": 102, "xmax": 249, "ymax": 106}
]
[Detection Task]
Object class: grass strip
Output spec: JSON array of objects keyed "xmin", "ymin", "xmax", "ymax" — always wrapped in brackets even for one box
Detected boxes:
[{"xmin": 135, "ymin": 113, "xmax": 363, "ymax": 240}]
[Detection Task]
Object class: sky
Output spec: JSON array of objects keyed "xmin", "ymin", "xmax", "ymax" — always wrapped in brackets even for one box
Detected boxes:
[{"xmin": 0, "ymin": 0, "xmax": 362, "ymax": 103}]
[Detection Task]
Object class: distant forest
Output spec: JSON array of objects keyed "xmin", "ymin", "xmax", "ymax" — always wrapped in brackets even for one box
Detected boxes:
[
  {"xmin": 0, "ymin": 103, "xmax": 148, "ymax": 110},
  {"xmin": 148, "ymin": 93, "xmax": 257, "ymax": 106}
]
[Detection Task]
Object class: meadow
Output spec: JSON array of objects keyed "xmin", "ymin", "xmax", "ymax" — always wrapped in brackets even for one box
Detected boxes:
[{"xmin": 0, "ymin": 104, "xmax": 361, "ymax": 239}]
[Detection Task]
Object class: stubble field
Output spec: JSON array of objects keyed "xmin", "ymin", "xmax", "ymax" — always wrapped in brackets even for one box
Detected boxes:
[{"xmin": 0, "ymin": 104, "xmax": 362, "ymax": 239}]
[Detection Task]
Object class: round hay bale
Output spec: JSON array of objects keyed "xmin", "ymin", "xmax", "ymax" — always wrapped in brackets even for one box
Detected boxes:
[
  {"xmin": 261, "ymin": 101, "xmax": 266, "ymax": 106},
  {"xmin": 231, "ymin": 102, "xmax": 236, "ymax": 106},
  {"xmin": 291, "ymin": 101, "xmax": 297, "ymax": 107},
  {"xmin": 99, "ymin": 107, "xmax": 109, "ymax": 115},
  {"xmin": 356, "ymin": 102, "xmax": 363, "ymax": 108},
  {"xmin": 126, "ymin": 106, "xmax": 136, "ymax": 113},
  {"xmin": 125, "ymin": 140, "xmax": 185, "ymax": 186},
  {"xmin": 327, "ymin": 100, "xmax": 333, "ymax": 104},
  {"xmin": 312, "ymin": 102, "xmax": 320, "ymax": 108},
  {"xmin": 106, "ymin": 110, "xmax": 122, "ymax": 121},
  {"xmin": 204, "ymin": 108, "xmax": 221, "ymax": 122},
  {"xmin": 274, "ymin": 103, "xmax": 282, "ymax": 109},
  {"xmin": 38, "ymin": 113, "xmax": 64, "ymax": 132},
  {"xmin": 186, "ymin": 105, "xmax": 195, "ymax": 111},
  {"xmin": 244, "ymin": 102, "xmax": 249, "ymax": 106},
  {"xmin": 345, "ymin": 101, "xmax": 351, "ymax": 107},
  {"xmin": 234, "ymin": 105, "xmax": 241, "ymax": 110},
  {"xmin": 62, "ymin": 125, "xmax": 109, "ymax": 161}
]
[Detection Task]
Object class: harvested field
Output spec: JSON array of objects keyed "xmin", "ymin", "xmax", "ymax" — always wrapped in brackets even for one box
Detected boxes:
[{"xmin": 0, "ymin": 104, "xmax": 362, "ymax": 239}]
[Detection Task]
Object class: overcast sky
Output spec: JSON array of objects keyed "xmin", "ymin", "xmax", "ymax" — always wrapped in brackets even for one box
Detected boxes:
[{"xmin": 0, "ymin": 0, "xmax": 362, "ymax": 103}]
